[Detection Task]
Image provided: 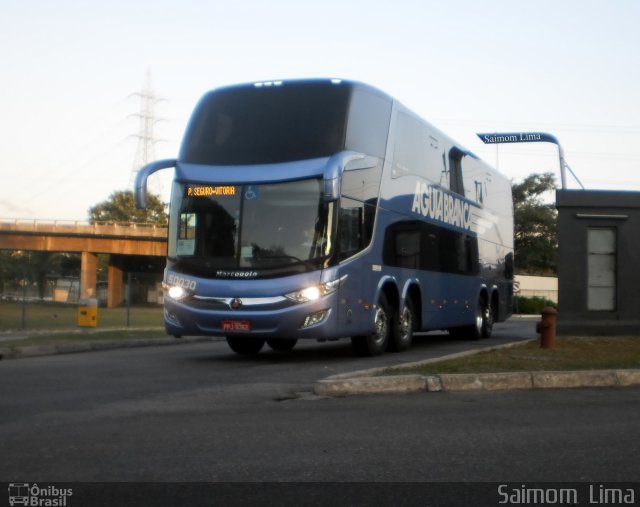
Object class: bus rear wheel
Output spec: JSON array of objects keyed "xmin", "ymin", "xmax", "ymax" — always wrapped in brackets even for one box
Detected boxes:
[
  {"xmin": 266, "ymin": 338, "xmax": 298, "ymax": 351},
  {"xmin": 351, "ymin": 294, "xmax": 391, "ymax": 356},
  {"xmin": 481, "ymin": 297, "xmax": 494, "ymax": 339},
  {"xmin": 226, "ymin": 336, "xmax": 265, "ymax": 355},
  {"xmin": 388, "ymin": 298, "xmax": 414, "ymax": 352},
  {"xmin": 470, "ymin": 296, "xmax": 493, "ymax": 340}
]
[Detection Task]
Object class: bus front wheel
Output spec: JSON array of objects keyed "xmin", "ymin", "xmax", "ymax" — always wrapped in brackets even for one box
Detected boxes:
[
  {"xmin": 226, "ymin": 336, "xmax": 265, "ymax": 355},
  {"xmin": 351, "ymin": 294, "xmax": 391, "ymax": 356}
]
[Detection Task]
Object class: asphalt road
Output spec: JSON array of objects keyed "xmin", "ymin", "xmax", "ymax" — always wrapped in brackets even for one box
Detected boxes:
[{"xmin": 1, "ymin": 317, "xmax": 638, "ymax": 488}]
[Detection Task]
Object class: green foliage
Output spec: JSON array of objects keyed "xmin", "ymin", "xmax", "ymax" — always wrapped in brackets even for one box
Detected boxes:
[
  {"xmin": 514, "ymin": 296, "xmax": 556, "ymax": 314},
  {"xmin": 0, "ymin": 251, "xmax": 80, "ymax": 299},
  {"xmin": 88, "ymin": 190, "xmax": 167, "ymax": 225},
  {"xmin": 512, "ymin": 172, "xmax": 557, "ymax": 275},
  {"xmin": 0, "ymin": 251, "xmax": 22, "ymax": 283}
]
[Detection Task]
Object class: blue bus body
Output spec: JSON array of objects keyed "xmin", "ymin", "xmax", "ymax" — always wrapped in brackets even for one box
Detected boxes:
[{"xmin": 135, "ymin": 79, "xmax": 514, "ymax": 356}]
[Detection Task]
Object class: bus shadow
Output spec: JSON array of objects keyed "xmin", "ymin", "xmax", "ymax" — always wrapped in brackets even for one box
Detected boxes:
[{"xmin": 185, "ymin": 330, "xmax": 476, "ymax": 367}]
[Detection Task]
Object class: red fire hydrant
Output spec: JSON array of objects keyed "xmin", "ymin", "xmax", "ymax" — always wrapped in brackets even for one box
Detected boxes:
[{"xmin": 536, "ymin": 307, "xmax": 557, "ymax": 349}]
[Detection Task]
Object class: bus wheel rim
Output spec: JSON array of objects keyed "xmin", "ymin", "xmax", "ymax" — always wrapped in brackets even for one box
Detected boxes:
[
  {"xmin": 399, "ymin": 306, "xmax": 412, "ymax": 342},
  {"xmin": 373, "ymin": 307, "xmax": 388, "ymax": 346},
  {"xmin": 475, "ymin": 304, "xmax": 484, "ymax": 333}
]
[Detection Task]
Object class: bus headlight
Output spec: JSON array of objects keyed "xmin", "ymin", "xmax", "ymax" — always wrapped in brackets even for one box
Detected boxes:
[
  {"xmin": 168, "ymin": 286, "xmax": 187, "ymax": 300},
  {"xmin": 163, "ymin": 282, "xmax": 190, "ymax": 301},
  {"xmin": 284, "ymin": 276, "xmax": 346, "ymax": 303}
]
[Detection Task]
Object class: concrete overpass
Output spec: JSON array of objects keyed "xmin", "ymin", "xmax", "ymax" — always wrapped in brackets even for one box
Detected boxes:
[{"xmin": 0, "ymin": 219, "xmax": 167, "ymax": 307}]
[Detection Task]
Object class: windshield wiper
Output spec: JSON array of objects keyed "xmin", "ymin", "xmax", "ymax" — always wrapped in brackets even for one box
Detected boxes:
[{"xmin": 254, "ymin": 252, "xmax": 321, "ymax": 270}]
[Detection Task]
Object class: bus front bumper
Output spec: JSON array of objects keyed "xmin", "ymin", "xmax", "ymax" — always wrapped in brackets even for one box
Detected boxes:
[{"xmin": 162, "ymin": 293, "xmax": 341, "ymax": 340}]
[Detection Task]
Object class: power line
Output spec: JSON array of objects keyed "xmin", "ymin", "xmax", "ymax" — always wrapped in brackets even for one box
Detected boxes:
[
  {"xmin": 0, "ymin": 100, "xmax": 130, "ymax": 203},
  {"xmin": 474, "ymin": 146, "xmax": 640, "ymax": 161},
  {"xmin": 433, "ymin": 118, "xmax": 640, "ymax": 134}
]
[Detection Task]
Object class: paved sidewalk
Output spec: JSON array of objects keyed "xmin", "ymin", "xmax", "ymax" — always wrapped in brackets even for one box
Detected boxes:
[
  {"xmin": 0, "ymin": 332, "xmax": 216, "ymax": 360},
  {"xmin": 0, "ymin": 326, "xmax": 164, "ymax": 342}
]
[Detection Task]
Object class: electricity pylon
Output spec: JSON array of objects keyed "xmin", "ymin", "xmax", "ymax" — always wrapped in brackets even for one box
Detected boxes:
[{"xmin": 130, "ymin": 70, "xmax": 165, "ymax": 192}]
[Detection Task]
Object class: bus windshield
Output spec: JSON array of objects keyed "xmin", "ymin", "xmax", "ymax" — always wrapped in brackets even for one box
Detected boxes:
[
  {"xmin": 179, "ymin": 81, "xmax": 350, "ymax": 165},
  {"xmin": 168, "ymin": 178, "xmax": 332, "ymax": 277}
]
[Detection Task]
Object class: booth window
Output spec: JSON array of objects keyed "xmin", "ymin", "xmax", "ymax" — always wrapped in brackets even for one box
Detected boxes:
[{"xmin": 587, "ymin": 227, "xmax": 616, "ymax": 311}]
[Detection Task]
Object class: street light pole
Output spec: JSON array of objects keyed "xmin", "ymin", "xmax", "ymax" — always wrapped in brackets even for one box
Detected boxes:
[{"xmin": 557, "ymin": 142, "xmax": 568, "ymax": 189}]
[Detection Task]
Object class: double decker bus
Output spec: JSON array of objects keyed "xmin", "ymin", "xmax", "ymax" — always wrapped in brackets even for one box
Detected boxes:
[{"xmin": 135, "ymin": 79, "xmax": 514, "ymax": 356}]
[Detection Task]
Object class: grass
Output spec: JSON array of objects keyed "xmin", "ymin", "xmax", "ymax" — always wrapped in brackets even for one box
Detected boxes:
[
  {"xmin": 0, "ymin": 302, "xmax": 167, "ymax": 351},
  {"xmin": 379, "ymin": 336, "xmax": 640, "ymax": 376},
  {"xmin": 0, "ymin": 302, "xmax": 163, "ymax": 330}
]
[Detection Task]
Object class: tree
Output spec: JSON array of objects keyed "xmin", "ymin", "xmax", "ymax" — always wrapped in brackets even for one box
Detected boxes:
[
  {"xmin": 512, "ymin": 172, "xmax": 557, "ymax": 275},
  {"xmin": 0, "ymin": 250, "xmax": 80, "ymax": 300},
  {"xmin": 88, "ymin": 190, "xmax": 167, "ymax": 225},
  {"xmin": 0, "ymin": 250, "xmax": 23, "ymax": 296}
]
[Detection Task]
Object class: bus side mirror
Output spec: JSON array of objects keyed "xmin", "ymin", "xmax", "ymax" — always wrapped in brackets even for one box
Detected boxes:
[{"xmin": 134, "ymin": 159, "xmax": 177, "ymax": 209}]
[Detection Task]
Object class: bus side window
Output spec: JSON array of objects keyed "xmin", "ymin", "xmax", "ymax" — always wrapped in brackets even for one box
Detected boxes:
[
  {"xmin": 346, "ymin": 89, "xmax": 392, "ymax": 159},
  {"xmin": 460, "ymin": 155, "xmax": 490, "ymax": 205},
  {"xmin": 392, "ymin": 112, "xmax": 424, "ymax": 179},
  {"xmin": 338, "ymin": 205, "xmax": 362, "ymax": 260},
  {"xmin": 384, "ymin": 222, "xmax": 478, "ymax": 275},
  {"xmin": 392, "ymin": 111, "xmax": 444, "ymax": 184},
  {"xmin": 337, "ymin": 196, "xmax": 377, "ymax": 261},
  {"xmin": 395, "ymin": 231, "xmax": 420, "ymax": 269}
]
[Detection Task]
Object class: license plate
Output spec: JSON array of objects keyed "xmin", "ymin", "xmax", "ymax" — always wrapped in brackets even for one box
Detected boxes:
[{"xmin": 221, "ymin": 320, "xmax": 252, "ymax": 332}]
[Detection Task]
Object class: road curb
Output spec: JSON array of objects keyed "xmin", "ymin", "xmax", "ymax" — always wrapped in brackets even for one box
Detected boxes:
[
  {"xmin": 0, "ymin": 336, "xmax": 217, "ymax": 360},
  {"xmin": 314, "ymin": 338, "xmax": 640, "ymax": 396},
  {"xmin": 314, "ymin": 368, "xmax": 640, "ymax": 397},
  {"xmin": 315, "ymin": 375, "xmax": 428, "ymax": 396}
]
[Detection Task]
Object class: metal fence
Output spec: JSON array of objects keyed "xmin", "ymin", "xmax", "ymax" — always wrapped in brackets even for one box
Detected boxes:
[{"xmin": 0, "ymin": 270, "xmax": 164, "ymax": 331}]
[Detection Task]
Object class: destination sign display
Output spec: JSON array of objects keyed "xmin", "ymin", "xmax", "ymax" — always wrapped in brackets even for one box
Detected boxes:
[{"xmin": 186, "ymin": 185, "xmax": 237, "ymax": 197}]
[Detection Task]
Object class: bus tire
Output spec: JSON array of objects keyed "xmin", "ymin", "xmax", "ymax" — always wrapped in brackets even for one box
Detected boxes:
[
  {"xmin": 469, "ymin": 296, "xmax": 492, "ymax": 340},
  {"xmin": 388, "ymin": 297, "xmax": 414, "ymax": 352},
  {"xmin": 481, "ymin": 297, "xmax": 494, "ymax": 339},
  {"xmin": 266, "ymin": 338, "xmax": 298, "ymax": 351},
  {"xmin": 226, "ymin": 336, "xmax": 265, "ymax": 355},
  {"xmin": 351, "ymin": 294, "xmax": 391, "ymax": 356}
]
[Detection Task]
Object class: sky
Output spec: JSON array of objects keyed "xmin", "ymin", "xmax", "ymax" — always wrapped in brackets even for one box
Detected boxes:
[{"xmin": 1, "ymin": 0, "xmax": 639, "ymax": 221}]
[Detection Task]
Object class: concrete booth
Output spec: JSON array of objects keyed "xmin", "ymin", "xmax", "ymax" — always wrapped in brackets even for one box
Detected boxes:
[{"xmin": 556, "ymin": 189, "xmax": 640, "ymax": 335}]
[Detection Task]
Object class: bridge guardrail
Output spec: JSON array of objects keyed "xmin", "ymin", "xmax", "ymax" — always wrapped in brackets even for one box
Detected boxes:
[{"xmin": 0, "ymin": 218, "xmax": 167, "ymax": 237}]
